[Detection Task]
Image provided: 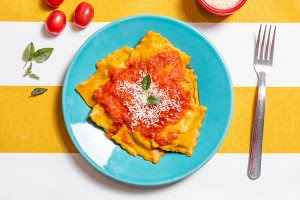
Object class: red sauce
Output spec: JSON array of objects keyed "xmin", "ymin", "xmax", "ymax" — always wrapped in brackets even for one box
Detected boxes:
[{"xmin": 94, "ymin": 50, "xmax": 191, "ymax": 145}]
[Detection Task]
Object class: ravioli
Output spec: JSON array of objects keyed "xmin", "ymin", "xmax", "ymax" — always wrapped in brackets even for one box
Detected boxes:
[
  {"xmin": 96, "ymin": 46, "xmax": 133, "ymax": 74},
  {"xmin": 76, "ymin": 70, "xmax": 109, "ymax": 107},
  {"xmin": 76, "ymin": 46, "xmax": 133, "ymax": 107},
  {"xmin": 76, "ymin": 31, "xmax": 206, "ymax": 163},
  {"xmin": 112, "ymin": 126, "xmax": 164, "ymax": 163},
  {"xmin": 129, "ymin": 31, "xmax": 190, "ymax": 66},
  {"xmin": 89, "ymin": 104, "xmax": 113, "ymax": 130}
]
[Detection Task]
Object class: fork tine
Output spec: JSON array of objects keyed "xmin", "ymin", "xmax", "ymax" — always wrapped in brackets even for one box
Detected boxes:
[
  {"xmin": 254, "ymin": 24, "xmax": 262, "ymax": 60},
  {"xmin": 259, "ymin": 25, "xmax": 267, "ymax": 60},
  {"xmin": 264, "ymin": 25, "xmax": 272, "ymax": 60},
  {"xmin": 269, "ymin": 26, "xmax": 277, "ymax": 64}
]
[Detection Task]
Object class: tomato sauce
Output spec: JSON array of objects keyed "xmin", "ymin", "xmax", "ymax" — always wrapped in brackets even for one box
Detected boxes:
[{"xmin": 94, "ymin": 50, "xmax": 191, "ymax": 145}]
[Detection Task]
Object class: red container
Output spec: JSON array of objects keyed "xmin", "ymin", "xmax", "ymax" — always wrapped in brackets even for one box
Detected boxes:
[{"xmin": 198, "ymin": 0, "xmax": 247, "ymax": 16}]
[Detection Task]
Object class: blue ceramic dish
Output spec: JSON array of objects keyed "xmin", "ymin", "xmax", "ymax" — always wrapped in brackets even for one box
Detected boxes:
[{"xmin": 62, "ymin": 15, "xmax": 233, "ymax": 186}]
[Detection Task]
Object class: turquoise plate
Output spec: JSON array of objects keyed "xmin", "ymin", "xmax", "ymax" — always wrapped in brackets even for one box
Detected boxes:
[{"xmin": 62, "ymin": 15, "xmax": 233, "ymax": 186}]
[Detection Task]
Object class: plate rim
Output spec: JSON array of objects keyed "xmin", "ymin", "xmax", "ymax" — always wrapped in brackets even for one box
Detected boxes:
[{"xmin": 62, "ymin": 14, "xmax": 234, "ymax": 186}]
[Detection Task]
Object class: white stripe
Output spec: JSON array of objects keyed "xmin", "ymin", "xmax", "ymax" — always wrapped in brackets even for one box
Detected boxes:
[
  {"xmin": 0, "ymin": 22, "xmax": 107, "ymax": 86},
  {"xmin": 1, "ymin": 22, "xmax": 299, "ymax": 86},
  {"xmin": 0, "ymin": 153, "xmax": 299, "ymax": 199}
]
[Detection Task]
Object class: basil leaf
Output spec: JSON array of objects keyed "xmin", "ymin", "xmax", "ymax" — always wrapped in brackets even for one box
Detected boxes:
[
  {"xmin": 147, "ymin": 96, "xmax": 160, "ymax": 105},
  {"xmin": 27, "ymin": 62, "xmax": 32, "ymax": 72},
  {"xmin": 24, "ymin": 42, "xmax": 35, "ymax": 61},
  {"xmin": 23, "ymin": 43, "xmax": 35, "ymax": 67},
  {"xmin": 29, "ymin": 73, "xmax": 40, "ymax": 80},
  {"xmin": 29, "ymin": 44, "xmax": 35, "ymax": 60},
  {"xmin": 23, "ymin": 62, "xmax": 33, "ymax": 77},
  {"xmin": 34, "ymin": 48, "xmax": 54, "ymax": 63},
  {"xmin": 31, "ymin": 88, "xmax": 47, "ymax": 96},
  {"xmin": 142, "ymin": 75, "xmax": 151, "ymax": 90}
]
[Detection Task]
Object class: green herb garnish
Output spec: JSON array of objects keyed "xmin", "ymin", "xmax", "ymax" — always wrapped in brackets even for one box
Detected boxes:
[
  {"xmin": 141, "ymin": 75, "xmax": 151, "ymax": 90},
  {"xmin": 22, "ymin": 42, "xmax": 54, "ymax": 79},
  {"xmin": 29, "ymin": 73, "xmax": 40, "ymax": 80},
  {"xmin": 34, "ymin": 48, "xmax": 54, "ymax": 63},
  {"xmin": 31, "ymin": 88, "xmax": 48, "ymax": 97},
  {"xmin": 147, "ymin": 95, "xmax": 160, "ymax": 105},
  {"xmin": 23, "ymin": 62, "xmax": 40, "ymax": 80},
  {"xmin": 141, "ymin": 75, "xmax": 160, "ymax": 105},
  {"xmin": 23, "ymin": 62, "xmax": 33, "ymax": 77},
  {"xmin": 23, "ymin": 42, "xmax": 35, "ymax": 68}
]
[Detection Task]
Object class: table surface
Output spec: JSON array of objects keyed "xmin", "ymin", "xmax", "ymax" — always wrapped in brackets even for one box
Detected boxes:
[{"xmin": 1, "ymin": 1, "xmax": 300, "ymax": 199}]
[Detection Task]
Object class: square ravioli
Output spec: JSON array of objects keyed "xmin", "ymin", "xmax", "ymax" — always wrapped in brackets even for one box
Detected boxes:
[
  {"xmin": 76, "ymin": 46, "xmax": 133, "ymax": 107},
  {"xmin": 129, "ymin": 31, "xmax": 191, "ymax": 67}
]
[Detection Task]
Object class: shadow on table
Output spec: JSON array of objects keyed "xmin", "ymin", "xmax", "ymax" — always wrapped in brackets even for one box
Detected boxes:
[
  {"xmin": 38, "ymin": 0, "xmax": 52, "ymax": 12},
  {"xmin": 69, "ymin": 154, "xmax": 180, "ymax": 193}
]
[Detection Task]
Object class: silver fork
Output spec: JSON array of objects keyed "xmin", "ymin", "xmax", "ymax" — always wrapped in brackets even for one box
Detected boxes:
[{"xmin": 248, "ymin": 25, "xmax": 276, "ymax": 180}]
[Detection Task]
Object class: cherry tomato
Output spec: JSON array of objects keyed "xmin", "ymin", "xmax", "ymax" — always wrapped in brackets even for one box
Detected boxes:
[
  {"xmin": 45, "ymin": 10, "xmax": 66, "ymax": 35},
  {"xmin": 74, "ymin": 2, "xmax": 94, "ymax": 28},
  {"xmin": 45, "ymin": 0, "xmax": 64, "ymax": 8}
]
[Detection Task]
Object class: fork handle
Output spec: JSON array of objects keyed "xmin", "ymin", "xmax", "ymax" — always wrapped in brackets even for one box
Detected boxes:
[{"xmin": 248, "ymin": 71, "xmax": 266, "ymax": 180}]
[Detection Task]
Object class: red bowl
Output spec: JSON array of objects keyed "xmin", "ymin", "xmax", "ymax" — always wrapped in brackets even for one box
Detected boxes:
[{"xmin": 198, "ymin": 0, "xmax": 247, "ymax": 16}]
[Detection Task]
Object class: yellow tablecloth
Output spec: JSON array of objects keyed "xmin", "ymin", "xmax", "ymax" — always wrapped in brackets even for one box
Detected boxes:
[{"xmin": 1, "ymin": 0, "xmax": 300, "ymax": 22}]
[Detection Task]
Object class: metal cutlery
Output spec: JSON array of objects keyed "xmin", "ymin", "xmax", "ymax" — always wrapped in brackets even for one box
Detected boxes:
[{"xmin": 248, "ymin": 25, "xmax": 277, "ymax": 180}]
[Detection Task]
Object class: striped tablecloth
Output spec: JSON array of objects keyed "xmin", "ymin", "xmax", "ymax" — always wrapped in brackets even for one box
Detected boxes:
[{"xmin": 1, "ymin": 0, "xmax": 300, "ymax": 199}]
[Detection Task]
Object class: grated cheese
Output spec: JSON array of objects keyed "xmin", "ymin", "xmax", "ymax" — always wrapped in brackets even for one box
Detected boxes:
[
  {"xmin": 204, "ymin": 0, "xmax": 241, "ymax": 9},
  {"xmin": 116, "ymin": 72, "xmax": 182, "ymax": 129}
]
